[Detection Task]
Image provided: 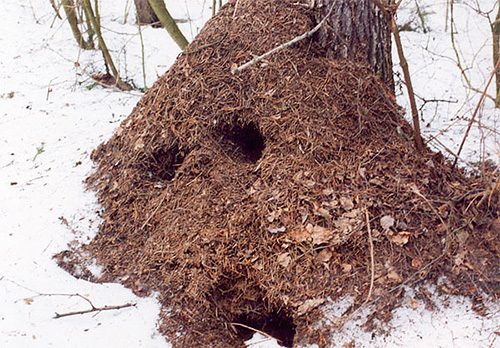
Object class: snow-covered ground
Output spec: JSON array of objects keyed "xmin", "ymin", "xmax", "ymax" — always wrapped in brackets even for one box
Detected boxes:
[{"xmin": 0, "ymin": 1, "xmax": 499, "ymax": 347}]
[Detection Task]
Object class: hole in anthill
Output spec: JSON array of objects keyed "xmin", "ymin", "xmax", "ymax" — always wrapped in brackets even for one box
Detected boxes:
[
  {"xmin": 224, "ymin": 122, "xmax": 265, "ymax": 163},
  {"xmin": 146, "ymin": 144, "xmax": 185, "ymax": 181},
  {"xmin": 234, "ymin": 309, "xmax": 296, "ymax": 347}
]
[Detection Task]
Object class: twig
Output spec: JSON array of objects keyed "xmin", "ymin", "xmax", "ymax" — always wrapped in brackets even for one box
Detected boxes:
[
  {"xmin": 449, "ymin": 1, "xmax": 495, "ymax": 101},
  {"xmin": 428, "ymin": 136, "xmax": 480, "ymax": 174},
  {"xmin": 372, "ymin": 0, "xmax": 423, "ymax": 153},
  {"xmin": 49, "ymin": 0, "xmax": 62, "ymax": 19},
  {"xmin": 182, "ymin": 32, "xmax": 228, "ymax": 55},
  {"xmin": 410, "ymin": 184, "xmax": 446, "ymax": 226},
  {"xmin": 54, "ymin": 302, "xmax": 135, "ymax": 319},
  {"xmin": 232, "ymin": 0, "xmax": 240, "ymax": 19},
  {"xmin": 415, "ymin": 0, "xmax": 428, "ymax": 33},
  {"xmin": 230, "ymin": 322, "xmax": 281, "ymax": 344},
  {"xmin": 136, "ymin": 6, "xmax": 147, "ymax": 89},
  {"xmin": 1, "ymin": 280, "xmax": 136, "ymax": 321},
  {"xmin": 453, "ymin": 54, "xmax": 500, "ymax": 169},
  {"xmin": 343, "ymin": 208, "xmax": 375, "ymax": 322},
  {"xmin": 141, "ymin": 191, "xmax": 168, "ymax": 229},
  {"xmin": 231, "ymin": 5, "xmax": 334, "ymax": 74}
]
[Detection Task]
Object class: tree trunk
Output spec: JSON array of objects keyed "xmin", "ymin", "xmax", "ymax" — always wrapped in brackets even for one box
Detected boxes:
[
  {"xmin": 148, "ymin": 0, "xmax": 189, "ymax": 50},
  {"xmin": 134, "ymin": 0, "xmax": 160, "ymax": 27},
  {"xmin": 61, "ymin": 0, "xmax": 90, "ymax": 49},
  {"xmin": 314, "ymin": 0, "xmax": 393, "ymax": 88},
  {"xmin": 491, "ymin": 2, "xmax": 500, "ymax": 108}
]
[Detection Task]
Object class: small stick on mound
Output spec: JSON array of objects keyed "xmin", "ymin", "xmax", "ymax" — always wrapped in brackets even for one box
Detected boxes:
[
  {"xmin": 231, "ymin": 5, "xmax": 334, "ymax": 74},
  {"xmin": 342, "ymin": 208, "xmax": 375, "ymax": 323},
  {"xmin": 230, "ymin": 322, "xmax": 282, "ymax": 345}
]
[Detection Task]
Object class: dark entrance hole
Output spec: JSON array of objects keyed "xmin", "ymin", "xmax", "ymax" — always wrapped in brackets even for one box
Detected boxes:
[
  {"xmin": 146, "ymin": 144, "xmax": 185, "ymax": 181},
  {"xmin": 223, "ymin": 122, "xmax": 265, "ymax": 163},
  {"xmin": 234, "ymin": 309, "xmax": 296, "ymax": 347}
]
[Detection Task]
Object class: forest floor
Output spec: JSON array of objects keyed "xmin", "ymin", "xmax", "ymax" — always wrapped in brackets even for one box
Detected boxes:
[{"xmin": 0, "ymin": 0, "xmax": 499, "ymax": 347}]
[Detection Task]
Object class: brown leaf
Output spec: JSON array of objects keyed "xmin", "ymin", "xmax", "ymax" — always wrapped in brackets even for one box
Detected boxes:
[
  {"xmin": 291, "ymin": 227, "xmax": 310, "ymax": 243},
  {"xmin": 407, "ymin": 297, "xmax": 420, "ymax": 310},
  {"xmin": 24, "ymin": 298, "xmax": 34, "ymax": 305},
  {"xmin": 277, "ymin": 253, "xmax": 291, "ymax": 268},
  {"xmin": 314, "ymin": 207, "xmax": 331, "ymax": 219},
  {"xmin": 297, "ymin": 298, "xmax": 325, "ymax": 315},
  {"xmin": 134, "ymin": 138, "xmax": 145, "ymax": 151},
  {"xmin": 388, "ymin": 231, "xmax": 411, "ymax": 246},
  {"xmin": 316, "ymin": 249, "xmax": 332, "ymax": 263},
  {"xmin": 322, "ymin": 188, "xmax": 334, "ymax": 196},
  {"xmin": 341, "ymin": 263, "xmax": 352, "ymax": 273},
  {"xmin": 340, "ymin": 197, "xmax": 354, "ymax": 210},
  {"xmin": 387, "ymin": 270, "xmax": 402, "ymax": 282},
  {"xmin": 310, "ymin": 225, "xmax": 332, "ymax": 245},
  {"xmin": 411, "ymin": 258, "xmax": 423, "ymax": 268}
]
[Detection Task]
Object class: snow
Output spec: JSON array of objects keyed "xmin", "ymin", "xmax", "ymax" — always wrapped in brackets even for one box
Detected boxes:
[{"xmin": 0, "ymin": 0, "xmax": 499, "ymax": 347}]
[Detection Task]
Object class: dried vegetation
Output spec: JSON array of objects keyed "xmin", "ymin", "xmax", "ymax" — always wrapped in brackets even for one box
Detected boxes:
[{"xmin": 57, "ymin": 0, "xmax": 500, "ymax": 346}]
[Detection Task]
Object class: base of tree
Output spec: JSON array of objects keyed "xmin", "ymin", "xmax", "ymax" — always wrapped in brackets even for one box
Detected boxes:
[{"xmin": 56, "ymin": 0, "xmax": 500, "ymax": 346}]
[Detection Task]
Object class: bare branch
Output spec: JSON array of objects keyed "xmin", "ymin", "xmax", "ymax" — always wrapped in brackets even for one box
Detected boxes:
[
  {"xmin": 453, "ymin": 54, "xmax": 500, "ymax": 168},
  {"xmin": 54, "ymin": 302, "xmax": 135, "ymax": 319},
  {"xmin": 231, "ymin": 5, "xmax": 334, "ymax": 74}
]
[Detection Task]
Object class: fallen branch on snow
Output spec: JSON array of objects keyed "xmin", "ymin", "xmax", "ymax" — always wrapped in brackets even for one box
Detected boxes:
[
  {"xmin": 53, "ymin": 293, "xmax": 135, "ymax": 319},
  {"xmin": 54, "ymin": 302, "xmax": 135, "ymax": 319}
]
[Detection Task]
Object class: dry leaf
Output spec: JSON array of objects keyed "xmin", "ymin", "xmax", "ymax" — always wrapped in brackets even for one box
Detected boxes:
[
  {"xmin": 322, "ymin": 188, "xmax": 334, "ymax": 196},
  {"xmin": 340, "ymin": 197, "xmax": 354, "ymax": 210},
  {"xmin": 115, "ymin": 126, "xmax": 124, "ymax": 136},
  {"xmin": 303, "ymin": 180, "xmax": 316, "ymax": 188},
  {"xmin": 369, "ymin": 178, "xmax": 383, "ymax": 186},
  {"xmin": 411, "ymin": 258, "xmax": 423, "ymax": 268},
  {"xmin": 314, "ymin": 207, "xmax": 331, "ymax": 218},
  {"xmin": 341, "ymin": 263, "xmax": 352, "ymax": 273},
  {"xmin": 336, "ymin": 217, "xmax": 356, "ymax": 233},
  {"xmin": 359, "ymin": 167, "xmax": 367, "ymax": 179},
  {"xmin": 293, "ymin": 170, "xmax": 304, "ymax": 182},
  {"xmin": 230, "ymin": 63, "xmax": 238, "ymax": 74},
  {"xmin": 277, "ymin": 253, "xmax": 291, "ymax": 268},
  {"xmin": 343, "ymin": 208, "xmax": 360, "ymax": 219},
  {"xmin": 134, "ymin": 138, "xmax": 144, "ymax": 151},
  {"xmin": 454, "ymin": 249, "xmax": 467, "ymax": 266},
  {"xmin": 310, "ymin": 225, "xmax": 332, "ymax": 245},
  {"xmin": 297, "ymin": 298, "xmax": 325, "ymax": 315},
  {"xmin": 387, "ymin": 270, "xmax": 402, "ymax": 282},
  {"xmin": 24, "ymin": 298, "xmax": 34, "ymax": 305},
  {"xmin": 291, "ymin": 227, "xmax": 310, "ymax": 243},
  {"xmin": 316, "ymin": 249, "xmax": 332, "ymax": 263},
  {"xmin": 380, "ymin": 215, "xmax": 394, "ymax": 230},
  {"xmin": 388, "ymin": 231, "xmax": 411, "ymax": 245},
  {"xmin": 407, "ymin": 297, "xmax": 420, "ymax": 310}
]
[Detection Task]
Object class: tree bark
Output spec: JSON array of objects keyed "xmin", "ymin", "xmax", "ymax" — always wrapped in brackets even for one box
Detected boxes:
[
  {"xmin": 314, "ymin": 0, "xmax": 393, "ymax": 89},
  {"xmin": 134, "ymin": 0, "xmax": 160, "ymax": 27}
]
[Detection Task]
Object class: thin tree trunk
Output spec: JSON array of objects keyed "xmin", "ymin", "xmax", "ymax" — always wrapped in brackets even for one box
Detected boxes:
[
  {"xmin": 314, "ymin": 0, "xmax": 393, "ymax": 89},
  {"xmin": 61, "ymin": 0, "xmax": 90, "ymax": 49},
  {"xmin": 391, "ymin": 15, "xmax": 423, "ymax": 152},
  {"xmin": 491, "ymin": 2, "xmax": 500, "ymax": 108},
  {"xmin": 148, "ymin": 0, "xmax": 188, "ymax": 50},
  {"xmin": 81, "ymin": 0, "xmax": 131, "ymax": 90}
]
